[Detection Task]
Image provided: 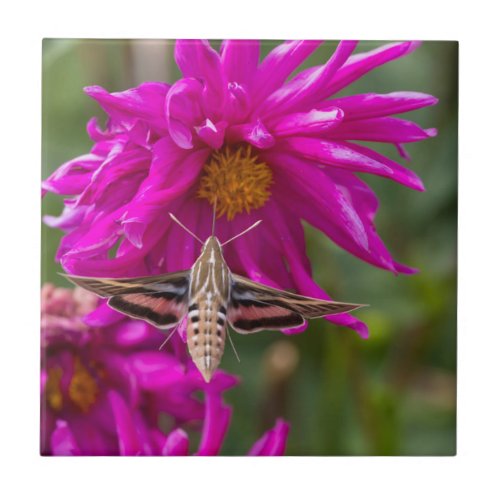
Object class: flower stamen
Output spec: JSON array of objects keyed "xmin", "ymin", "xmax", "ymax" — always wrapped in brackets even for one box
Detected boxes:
[
  {"xmin": 198, "ymin": 144, "xmax": 273, "ymax": 220},
  {"xmin": 46, "ymin": 366, "xmax": 64, "ymax": 412},
  {"xmin": 68, "ymin": 357, "xmax": 99, "ymax": 413}
]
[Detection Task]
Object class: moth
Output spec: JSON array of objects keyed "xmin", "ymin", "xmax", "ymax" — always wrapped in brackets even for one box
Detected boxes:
[{"xmin": 63, "ymin": 213, "xmax": 364, "ymax": 382}]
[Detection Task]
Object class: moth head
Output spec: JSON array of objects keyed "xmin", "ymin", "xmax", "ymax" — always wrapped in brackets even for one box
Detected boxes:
[{"xmin": 202, "ymin": 235, "xmax": 224, "ymax": 254}]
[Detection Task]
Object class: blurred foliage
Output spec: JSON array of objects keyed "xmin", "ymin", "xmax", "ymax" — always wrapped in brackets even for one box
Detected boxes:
[{"xmin": 42, "ymin": 40, "xmax": 457, "ymax": 455}]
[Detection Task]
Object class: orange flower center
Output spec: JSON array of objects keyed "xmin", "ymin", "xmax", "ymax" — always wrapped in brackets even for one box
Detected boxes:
[
  {"xmin": 45, "ymin": 367, "xmax": 64, "ymax": 412},
  {"xmin": 68, "ymin": 357, "xmax": 99, "ymax": 413},
  {"xmin": 197, "ymin": 144, "xmax": 273, "ymax": 220},
  {"xmin": 45, "ymin": 357, "xmax": 100, "ymax": 413}
]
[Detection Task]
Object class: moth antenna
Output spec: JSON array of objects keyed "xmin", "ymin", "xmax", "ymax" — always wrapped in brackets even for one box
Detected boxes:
[
  {"xmin": 169, "ymin": 213, "xmax": 204, "ymax": 244},
  {"xmin": 211, "ymin": 197, "xmax": 217, "ymax": 237},
  {"xmin": 159, "ymin": 323, "xmax": 181, "ymax": 351},
  {"xmin": 221, "ymin": 220, "xmax": 262, "ymax": 247},
  {"xmin": 226, "ymin": 328, "xmax": 240, "ymax": 363}
]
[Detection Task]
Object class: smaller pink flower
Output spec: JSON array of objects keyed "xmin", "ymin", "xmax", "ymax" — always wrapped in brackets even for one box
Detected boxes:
[{"xmin": 41, "ymin": 284, "xmax": 240, "ymax": 456}]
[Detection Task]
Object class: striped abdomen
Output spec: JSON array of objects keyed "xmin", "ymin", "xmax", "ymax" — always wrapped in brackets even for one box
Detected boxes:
[{"xmin": 186, "ymin": 299, "xmax": 227, "ymax": 382}]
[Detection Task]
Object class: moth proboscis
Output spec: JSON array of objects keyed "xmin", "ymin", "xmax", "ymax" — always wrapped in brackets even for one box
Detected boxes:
[{"xmin": 62, "ymin": 214, "xmax": 366, "ymax": 382}]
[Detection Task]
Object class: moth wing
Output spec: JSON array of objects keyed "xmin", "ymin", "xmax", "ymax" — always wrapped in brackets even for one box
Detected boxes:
[
  {"xmin": 230, "ymin": 274, "xmax": 364, "ymax": 332},
  {"xmin": 61, "ymin": 271, "xmax": 191, "ymax": 329},
  {"xmin": 61, "ymin": 271, "xmax": 190, "ymax": 297},
  {"xmin": 228, "ymin": 275, "xmax": 305, "ymax": 334},
  {"xmin": 228, "ymin": 302, "xmax": 305, "ymax": 334}
]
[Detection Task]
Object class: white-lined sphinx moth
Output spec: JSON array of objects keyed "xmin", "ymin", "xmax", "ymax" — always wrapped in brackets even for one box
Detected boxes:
[{"xmin": 63, "ymin": 215, "xmax": 365, "ymax": 382}]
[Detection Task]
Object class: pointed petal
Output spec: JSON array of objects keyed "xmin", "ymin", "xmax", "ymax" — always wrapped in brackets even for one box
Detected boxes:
[
  {"xmin": 329, "ymin": 117, "xmax": 437, "ymax": 143},
  {"xmin": 278, "ymin": 137, "xmax": 424, "ymax": 190},
  {"xmin": 264, "ymin": 152, "xmax": 416, "ymax": 275},
  {"xmin": 50, "ymin": 420, "xmax": 81, "ymax": 456},
  {"xmin": 226, "ymin": 119, "xmax": 275, "ymax": 149},
  {"xmin": 85, "ymin": 82, "xmax": 170, "ymax": 133},
  {"xmin": 162, "ymin": 428, "xmax": 190, "ymax": 456},
  {"xmin": 271, "ymin": 106, "xmax": 344, "ymax": 137},
  {"xmin": 248, "ymin": 419, "xmax": 290, "ymax": 456},
  {"xmin": 196, "ymin": 391, "xmax": 232, "ymax": 456},
  {"xmin": 220, "ymin": 39, "xmax": 260, "ymax": 86},
  {"xmin": 251, "ymin": 40, "xmax": 322, "ymax": 105},
  {"xmin": 327, "ymin": 41, "xmax": 421, "ymax": 95},
  {"xmin": 329, "ymin": 91, "xmax": 439, "ymax": 121},
  {"xmin": 108, "ymin": 391, "xmax": 142, "ymax": 456},
  {"xmin": 174, "ymin": 40, "xmax": 227, "ymax": 117},
  {"xmin": 260, "ymin": 40, "xmax": 357, "ymax": 116}
]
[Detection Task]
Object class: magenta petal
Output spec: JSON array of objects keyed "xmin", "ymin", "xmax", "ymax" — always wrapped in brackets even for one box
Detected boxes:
[
  {"xmin": 196, "ymin": 391, "xmax": 232, "ymax": 456},
  {"xmin": 166, "ymin": 78, "xmax": 205, "ymax": 149},
  {"xmin": 265, "ymin": 200, "xmax": 370, "ymax": 337},
  {"xmin": 251, "ymin": 40, "xmax": 322, "ymax": 106},
  {"xmin": 329, "ymin": 117, "xmax": 438, "ymax": 143},
  {"xmin": 84, "ymin": 302, "xmax": 124, "ymax": 326},
  {"xmin": 43, "ymin": 204, "xmax": 86, "ymax": 230},
  {"xmin": 162, "ymin": 428, "xmax": 190, "ymax": 456},
  {"xmin": 327, "ymin": 41, "xmax": 421, "ymax": 95},
  {"xmin": 51, "ymin": 420, "xmax": 81, "ymax": 456},
  {"xmin": 226, "ymin": 82, "xmax": 251, "ymax": 122},
  {"xmin": 265, "ymin": 154, "xmax": 415, "ymax": 276},
  {"xmin": 220, "ymin": 39, "xmax": 260, "ymax": 87},
  {"xmin": 85, "ymin": 82, "xmax": 169, "ymax": 133},
  {"xmin": 226, "ymin": 119, "xmax": 275, "ymax": 149},
  {"xmin": 271, "ymin": 106, "xmax": 344, "ymax": 137},
  {"xmin": 264, "ymin": 151, "xmax": 369, "ymax": 252},
  {"xmin": 329, "ymin": 91, "xmax": 439, "ymax": 121},
  {"xmin": 108, "ymin": 391, "xmax": 142, "ymax": 456},
  {"xmin": 174, "ymin": 40, "xmax": 227, "ymax": 118},
  {"xmin": 42, "ymin": 154, "xmax": 101, "ymax": 195},
  {"xmin": 196, "ymin": 119, "xmax": 227, "ymax": 149},
  {"xmin": 279, "ymin": 137, "xmax": 424, "ymax": 190},
  {"xmin": 248, "ymin": 419, "xmax": 290, "ymax": 456},
  {"xmin": 130, "ymin": 352, "xmax": 185, "ymax": 390},
  {"xmin": 110, "ymin": 320, "xmax": 152, "ymax": 347},
  {"xmin": 260, "ymin": 40, "xmax": 357, "ymax": 116}
]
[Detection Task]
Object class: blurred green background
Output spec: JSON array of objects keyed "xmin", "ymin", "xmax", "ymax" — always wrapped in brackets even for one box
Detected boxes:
[{"xmin": 42, "ymin": 40, "xmax": 457, "ymax": 455}]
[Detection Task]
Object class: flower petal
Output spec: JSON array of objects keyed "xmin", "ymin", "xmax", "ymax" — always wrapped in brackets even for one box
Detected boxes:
[
  {"xmin": 264, "ymin": 151, "xmax": 369, "ymax": 252},
  {"xmin": 329, "ymin": 91, "xmax": 439, "ymax": 121},
  {"xmin": 226, "ymin": 119, "xmax": 275, "ymax": 149},
  {"xmin": 251, "ymin": 40, "xmax": 322, "ymax": 106},
  {"xmin": 85, "ymin": 82, "xmax": 170, "ymax": 133},
  {"xmin": 42, "ymin": 154, "xmax": 102, "ymax": 195},
  {"xmin": 266, "ymin": 152, "xmax": 415, "ymax": 276},
  {"xmin": 264, "ymin": 198, "xmax": 370, "ymax": 337},
  {"xmin": 220, "ymin": 39, "xmax": 260, "ymax": 87},
  {"xmin": 329, "ymin": 117, "xmax": 437, "ymax": 143},
  {"xmin": 195, "ymin": 119, "xmax": 227, "ymax": 149},
  {"xmin": 50, "ymin": 420, "xmax": 81, "ymax": 456},
  {"xmin": 108, "ymin": 390, "xmax": 142, "ymax": 456},
  {"xmin": 162, "ymin": 428, "xmax": 190, "ymax": 456},
  {"xmin": 278, "ymin": 137, "xmax": 424, "ymax": 190},
  {"xmin": 174, "ymin": 40, "xmax": 227, "ymax": 118},
  {"xmin": 196, "ymin": 391, "xmax": 232, "ymax": 456},
  {"xmin": 270, "ymin": 106, "xmax": 344, "ymax": 137},
  {"xmin": 165, "ymin": 77, "xmax": 204, "ymax": 149},
  {"xmin": 129, "ymin": 352, "xmax": 185, "ymax": 390},
  {"xmin": 248, "ymin": 419, "xmax": 290, "ymax": 456},
  {"xmin": 327, "ymin": 41, "xmax": 421, "ymax": 95},
  {"xmin": 260, "ymin": 40, "xmax": 357, "ymax": 116}
]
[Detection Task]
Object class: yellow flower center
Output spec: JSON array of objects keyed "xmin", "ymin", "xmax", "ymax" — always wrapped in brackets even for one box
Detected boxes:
[
  {"xmin": 197, "ymin": 144, "xmax": 273, "ymax": 220},
  {"xmin": 46, "ymin": 367, "xmax": 64, "ymax": 412},
  {"xmin": 68, "ymin": 357, "xmax": 99, "ymax": 413}
]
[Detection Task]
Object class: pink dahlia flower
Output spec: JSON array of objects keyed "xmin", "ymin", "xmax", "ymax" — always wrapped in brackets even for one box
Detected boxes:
[
  {"xmin": 43, "ymin": 40, "xmax": 437, "ymax": 338},
  {"xmin": 41, "ymin": 284, "xmax": 240, "ymax": 455}
]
